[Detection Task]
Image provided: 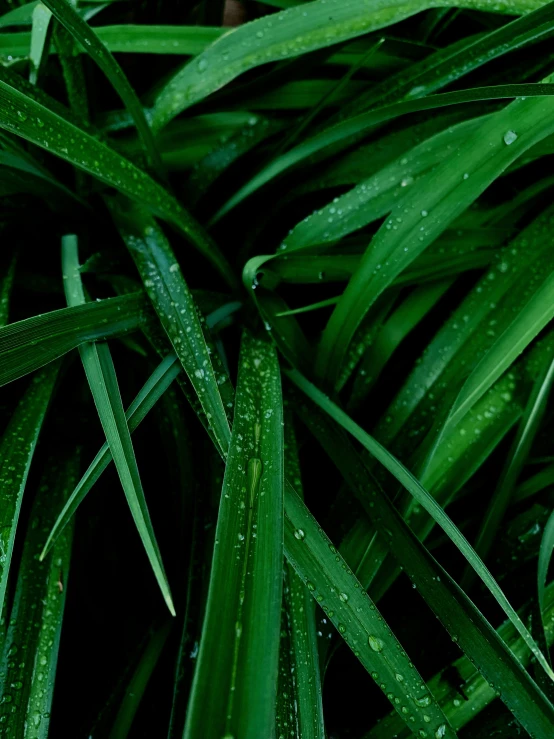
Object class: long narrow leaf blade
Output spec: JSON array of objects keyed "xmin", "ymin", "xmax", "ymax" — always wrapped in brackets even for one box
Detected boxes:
[
  {"xmin": 0, "ymin": 362, "xmax": 58, "ymax": 629},
  {"xmin": 62, "ymin": 235, "xmax": 175, "ymax": 616},
  {"xmin": 108, "ymin": 198, "xmax": 233, "ymax": 458},
  {"xmin": 286, "ymin": 368, "xmax": 554, "ymax": 681},
  {"xmin": 184, "ymin": 332, "xmax": 283, "ymax": 739}
]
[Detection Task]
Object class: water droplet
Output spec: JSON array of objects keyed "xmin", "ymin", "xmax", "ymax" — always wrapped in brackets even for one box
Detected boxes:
[
  {"xmin": 368, "ymin": 635, "xmax": 384, "ymax": 652},
  {"xmin": 197, "ymin": 58, "xmax": 208, "ymax": 72},
  {"xmin": 435, "ymin": 726, "xmax": 446, "ymax": 739},
  {"xmin": 503, "ymin": 130, "xmax": 518, "ymax": 145},
  {"xmin": 294, "ymin": 529, "xmax": 305, "ymax": 541},
  {"xmin": 420, "ymin": 210, "xmax": 428, "ymax": 218},
  {"xmin": 339, "ymin": 592, "xmax": 348, "ymax": 603},
  {"xmin": 414, "ymin": 694, "xmax": 431, "ymax": 707}
]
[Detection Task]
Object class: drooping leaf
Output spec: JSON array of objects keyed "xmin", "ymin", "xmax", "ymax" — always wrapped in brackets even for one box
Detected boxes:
[{"xmin": 0, "ymin": 292, "xmax": 148, "ymax": 387}]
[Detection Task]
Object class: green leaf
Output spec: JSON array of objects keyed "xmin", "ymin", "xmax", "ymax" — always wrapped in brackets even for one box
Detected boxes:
[
  {"xmin": 349, "ymin": 279, "xmax": 453, "ymax": 407},
  {"xmin": 0, "ymin": 292, "xmax": 148, "ymax": 387},
  {"xmin": 317, "ymin": 90, "xmax": 554, "ymax": 388},
  {"xmin": 61, "ymin": 234, "xmax": 175, "ymax": 616},
  {"xmin": 184, "ymin": 332, "xmax": 283, "ymax": 739},
  {"xmin": 40, "ymin": 0, "xmax": 163, "ymax": 175},
  {"xmin": 339, "ymin": 0, "xmax": 554, "ymax": 119},
  {"xmin": 462, "ymin": 340, "xmax": 554, "ymax": 587},
  {"xmin": 0, "ymin": 25, "xmax": 225, "ymax": 60},
  {"xmin": 0, "ymin": 79, "xmax": 236, "ymax": 287},
  {"xmin": 446, "ymin": 271, "xmax": 554, "ymax": 430},
  {"xmin": 107, "ymin": 198, "xmax": 233, "ymax": 459},
  {"xmin": 0, "ymin": 452, "xmax": 78, "ymax": 735},
  {"xmin": 213, "ymin": 84, "xmax": 554, "ymax": 221},
  {"xmin": 372, "ymin": 204, "xmax": 554, "ymax": 460},
  {"xmin": 289, "ymin": 392, "xmax": 554, "ymax": 738},
  {"xmin": 284, "ymin": 482, "xmax": 455, "ymax": 738},
  {"xmin": 39, "ymin": 353, "xmax": 181, "ymax": 560},
  {"xmin": 29, "ymin": 2, "xmax": 53, "ymax": 85},
  {"xmin": 281, "ymin": 114, "xmax": 487, "ymax": 253},
  {"xmin": 286, "ymin": 368, "xmax": 554, "ymax": 682},
  {"xmin": 280, "ymin": 415, "xmax": 325, "ymax": 738},
  {"xmin": 150, "ymin": 0, "xmax": 547, "ymax": 131},
  {"xmin": 367, "ymin": 582, "xmax": 554, "ymax": 738},
  {"xmin": 0, "ymin": 362, "xmax": 59, "ymax": 631}
]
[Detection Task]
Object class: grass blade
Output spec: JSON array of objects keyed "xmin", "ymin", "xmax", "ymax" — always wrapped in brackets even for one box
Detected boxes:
[
  {"xmin": 284, "ymin": 482, "xmax": 455, "ymax": 738},
  {"xmin": 0, "ymin": 363, "xmax": 58, "ymax": 631},
  {"xmin": 281, "ymin": 415, "xmax": 325, "ymax": 738},
  {"xmin": 184, "ymin": 332, "xmax": 283, "ymax": 739},
  {"xmin": 40, "ymin": 0, "xmax": 163, "ymax": 175},
  {"xmin": 39, "ymin": 354, "xmax": 181, "ymax": 560},
  {"xmin": 446, "ymin": 272, "xmax": 554, "ymax": 429},
  {"xmin": 317, "ymin": 91, "xmax": 554, "ymax": 388},
  {"xmin": 290, "ymin": 395, "xmax": 554, "ymax": 738},
  {"xmin": 368, "ymin": 582, "xmax": 554, "ymax": 738},
  {"xmin": 29, "ymin": 2, "xmax": 52, "ymax": 85},
  {"xmin": 150, "ymin": 0, "xmax": 546, "ymax": 131},
  {"xmin": 108, "ymin": 198, "xmax": 233, "ymax": 458},
  {"xmin": 0, "ymin": 80, "xmax": 235, "ymax": 287},
  {"xmin": 213, "ymin": 83, "xmax": 554, "ymax": 221},
  {"xmin": 0, "ymin": 452, "xmax": 78, "ymax": 735},
  {"xmin": 462, "ymin": 342, "xmax": 554, "ymax": 588},
  {"xmin": 0, "ymin": 292, "xmax": 148, "ymax": 387},
  {"xmin": 62, "ymin": 234, "xmax": 175, "ymax": 616},
  {"xmin": 286, "ymin": 368, "xmax": 554, "ymax": 682}
]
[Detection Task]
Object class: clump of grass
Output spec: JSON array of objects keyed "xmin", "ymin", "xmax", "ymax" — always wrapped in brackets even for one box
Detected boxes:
[{"xmin": 1, "ymin": 0, "xmax": 554, "ymax": 737}]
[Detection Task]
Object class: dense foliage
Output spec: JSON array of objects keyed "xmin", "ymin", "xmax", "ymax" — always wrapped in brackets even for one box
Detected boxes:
[{"xmin": 2, "ymin": 0, "xmax": 554, "ymax": 737}]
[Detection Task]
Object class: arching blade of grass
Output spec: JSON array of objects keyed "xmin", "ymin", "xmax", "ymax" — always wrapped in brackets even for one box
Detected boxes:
[
  {"xmin": 39, "ymin": 353, "xmax": 181, "ymax": 560},
  {"xmin": 62, "ymin": 234, "xmax": 175, "ymax": 616},
  {"xmin": 283, "ymin": 482, "xmax": 455, "ymax": 739},
  {"xmin": 445, "ymin": 271, "xmax": 554, "ymax": 430},
  {"xmin": 339, "ymin": 0, "xmax": 554, "ymax": 119},
  {"xmin": 289, "ymin": 395, "xmax": 554, "ymax": 738},
  {"xmin": 0, "ymin": 362, "xmax": 59, "ymax": 633},
  {"xmin": 0, "ymin": 292, "xmax": 148, "ymax": 387},
  {"xmin": 40, "ymin": 0, "xmax": 163, "ymax": 175},
  {"xmin": 280, "ymin": 416, "xmax": 325, "ymax": 739},
  {"xmin": 213, "ymin": 83, "xmax": 554, "ymax": 221},
  {"xmin": 367, "ymin": 582, "xmax": 554, "ymax": 738},
  {"xmin": 317, "ymin": 90, "xmax": 554, "ymax": 388},
  {"xmin": 462, "ymin": 342, "xmax": 554, "ymax": 588},
  {"xmin": 184, "ymin": 332, "xmax": 283, "ymax": 739},
  {"xmin": 282, "ymin": 114, "xmax": 487, "ymax": 252},
  {"xmin": 286, "ymin": 368, "xmax": 554, "ymax": 682},
  {"xmin": 150, "ymin": 0, "xmax": 546, "ymax": 131},
  {"xmin": 0, "ymin": 452, "xmax": 78, "ymax": 734},
  {"xmin": 0, "ymin": 80, "xmax": 236, "ymax": 288},
  {"xmin": 107, "ymin": 198, "xmax": 233, "ymax": 458},
  {"xmin": 372, "ymin": 205, "xmax": 554, "ymax": 459}
]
